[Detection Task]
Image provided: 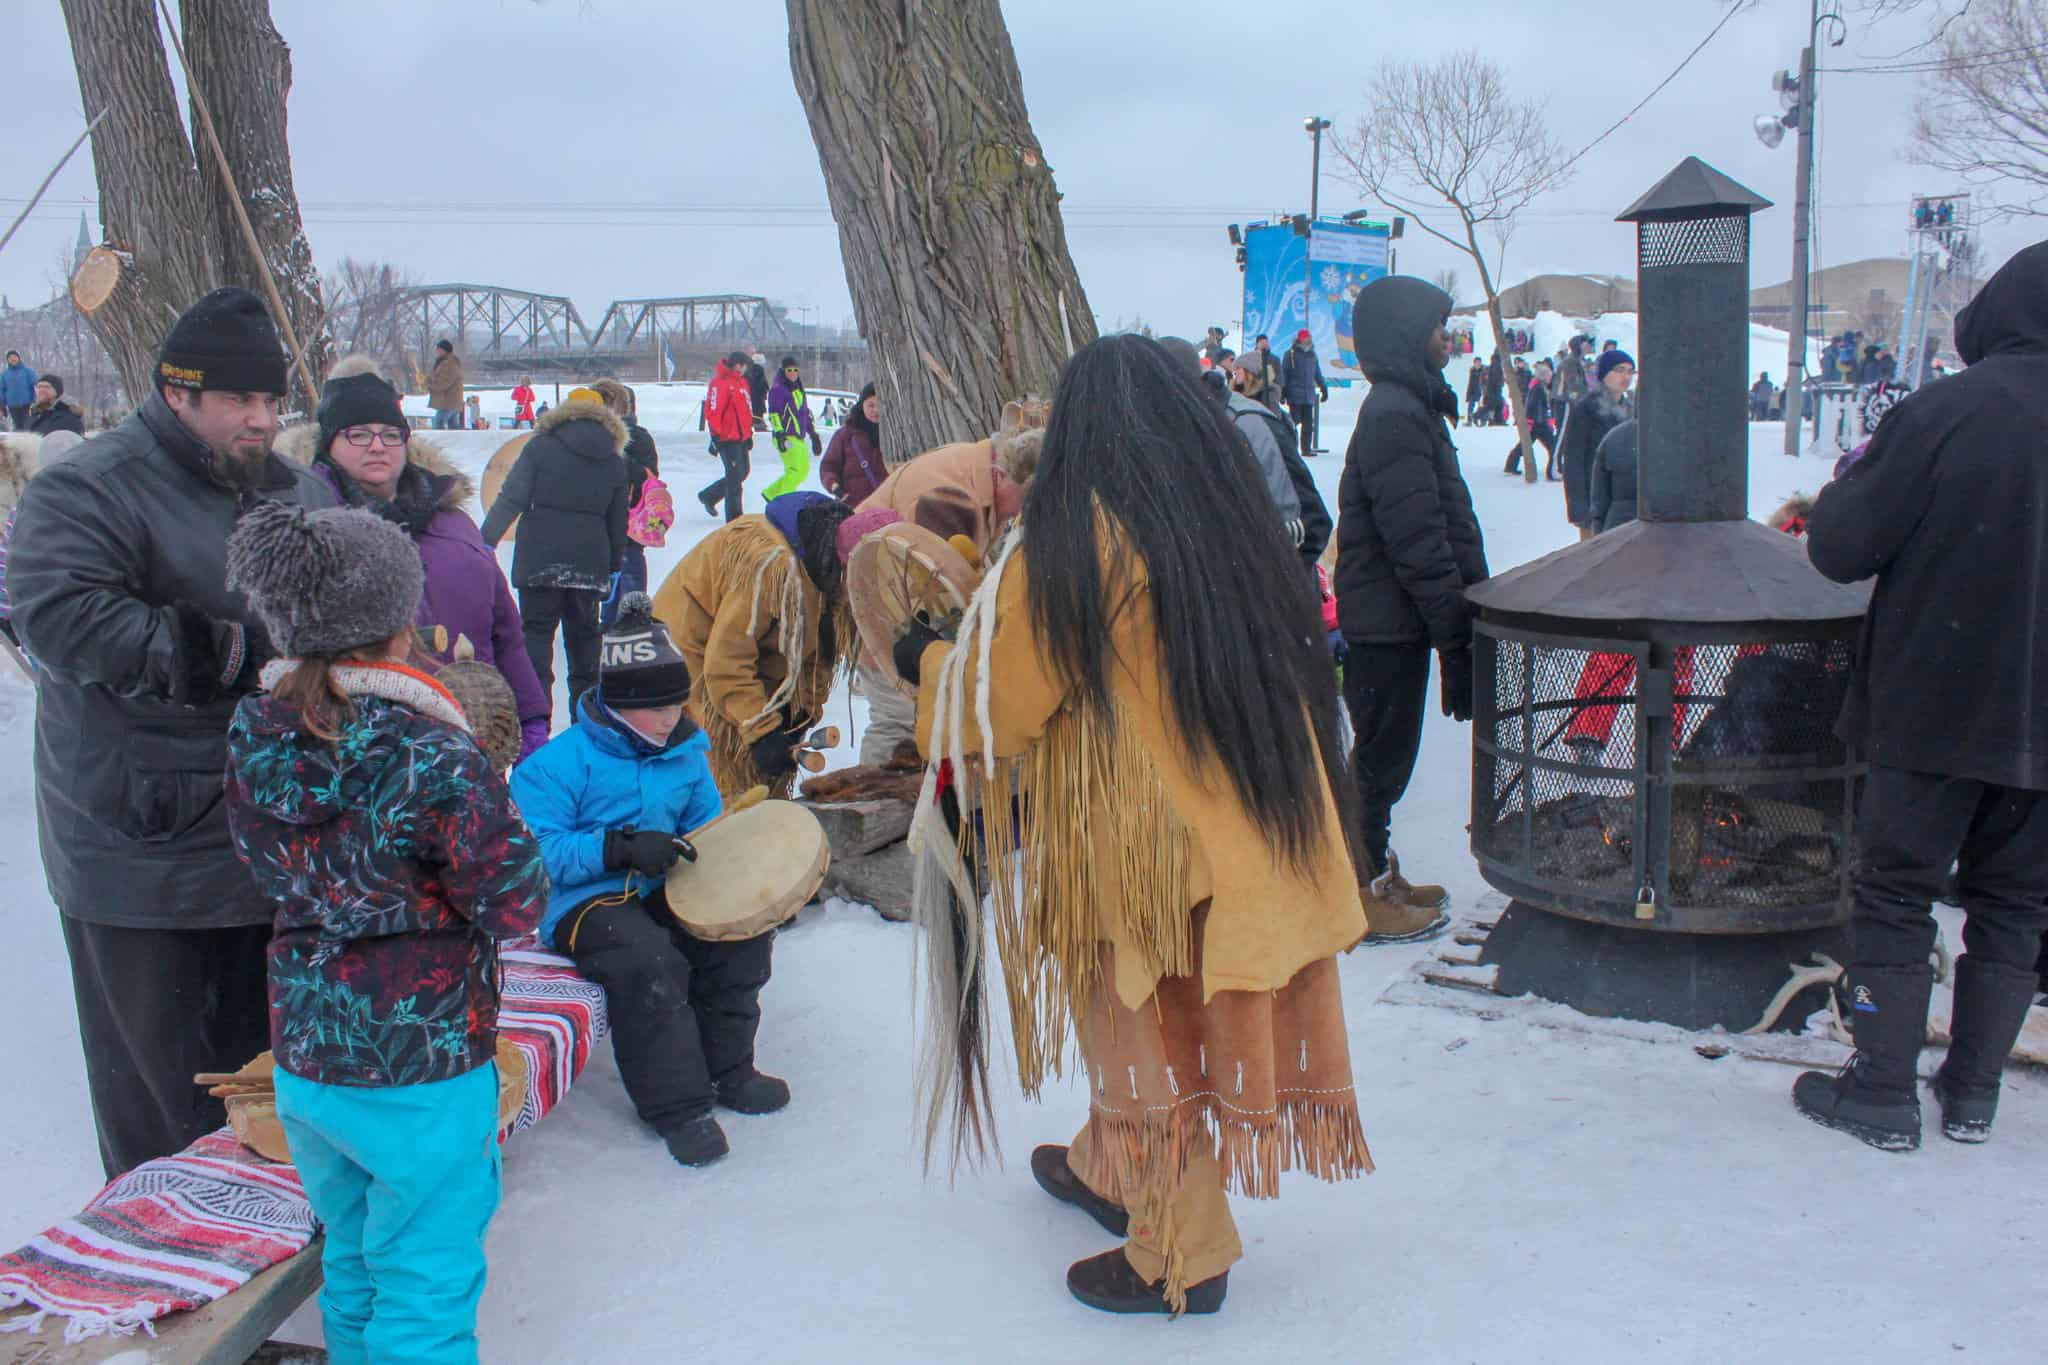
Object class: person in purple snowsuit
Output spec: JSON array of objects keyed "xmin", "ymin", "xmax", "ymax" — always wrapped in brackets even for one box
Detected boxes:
[{"xmin": 282, "ymin": 358, "xmax": 553, "ymax": 756}]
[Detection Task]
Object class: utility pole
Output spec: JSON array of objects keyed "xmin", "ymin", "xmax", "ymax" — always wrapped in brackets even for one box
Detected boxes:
[
  {"xmin": 1304, "ymin": 115, "xmax": 1332, "ymax": 453},
  {"xmin": 1782, "ymin": 5, "xmax": 1818, "ymax": 456}
]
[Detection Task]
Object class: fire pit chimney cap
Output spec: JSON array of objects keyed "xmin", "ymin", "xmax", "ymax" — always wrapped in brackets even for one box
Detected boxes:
[{"xmin": 1617, "ymin": 156, "xmax": 1772, "ymax": 225}]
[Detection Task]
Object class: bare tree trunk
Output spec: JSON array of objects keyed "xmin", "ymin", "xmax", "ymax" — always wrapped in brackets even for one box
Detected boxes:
[
  {"xmin": 183, "ymin": 0, "xmax": 330, "ymax": 395},
  {"xmin": 57, "ymin": 0, "xmax": 219, "ymax": 403},
  {"xmin": 1466, "ymin": 230, "xmax": 1534, "ymax": 483},
  {"xmin": 786, "ymin": 0, "xmax": 1095, "ymax": 462}
]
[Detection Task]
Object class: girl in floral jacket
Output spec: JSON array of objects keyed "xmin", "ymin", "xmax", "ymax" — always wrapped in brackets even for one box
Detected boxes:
[{"xmin": 222, "ymin": 501, "xmax": 548, "ymax": 1365}]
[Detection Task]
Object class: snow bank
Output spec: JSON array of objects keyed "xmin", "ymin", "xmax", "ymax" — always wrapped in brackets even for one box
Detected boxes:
[{"xmin": 1, "ymin": 399, "xmax": 2040, "ymax": 1363}]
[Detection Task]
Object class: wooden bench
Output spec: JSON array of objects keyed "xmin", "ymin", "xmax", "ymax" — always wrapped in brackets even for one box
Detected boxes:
[{"xmin": 0, "ymin": 1240, "xmax": 323, "ymax": 1365}]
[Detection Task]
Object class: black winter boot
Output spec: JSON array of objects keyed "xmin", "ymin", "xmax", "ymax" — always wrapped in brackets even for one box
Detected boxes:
[
  {"xmin": 1066, "ymin": 1248, "xmax": 1227, "ymax": 1317},
  {"xmin": 1030, "ymin": 1144, "xmax": 1129, "ymax": 1237},
  {"xmin": 1931, "ymin": 955, "xmax": 2039, "ymax": 1143},
  {"xmin": 716, "ymin": 1068, "xmax": 790, "ymax": 1115},
  {"xmin": 1792, "ymin": 964, "xmax": 1931, "ymax": 1152},
  {"xmin": 663, "ymin": 1113, "xmax": 729, "ymax": 1167}
]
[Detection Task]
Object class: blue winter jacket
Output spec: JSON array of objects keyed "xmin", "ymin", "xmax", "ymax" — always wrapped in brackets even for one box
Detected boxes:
[
  {"xmin": 0, "ymin": 361, "xmax": 37, "ymax": 407},
  {"xmin": 511, "ymin": 694, "xmax": 722, "ymax": 947}
]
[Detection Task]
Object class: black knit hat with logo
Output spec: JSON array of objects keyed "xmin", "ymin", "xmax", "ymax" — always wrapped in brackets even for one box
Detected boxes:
[
  {"xmin": 157, "ymin": 287, "xmax": 289, "ymax": 396},
  {"xmin": 599, "ymin": 593, "xmax": 692, "ymax": 708}
]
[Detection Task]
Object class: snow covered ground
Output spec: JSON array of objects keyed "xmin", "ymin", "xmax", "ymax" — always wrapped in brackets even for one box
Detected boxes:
[{"xmin": 2, "ymin": 395, "xmax": 2042, "ymax": 1362}]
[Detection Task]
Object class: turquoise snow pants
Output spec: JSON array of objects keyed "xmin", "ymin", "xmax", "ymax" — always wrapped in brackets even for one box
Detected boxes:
[{"xmin": 274, "ymin": 1063, "xmax": 501, "ymax": 1365}]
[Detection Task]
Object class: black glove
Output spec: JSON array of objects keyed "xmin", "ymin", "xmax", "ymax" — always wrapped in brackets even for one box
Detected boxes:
[
  {"xmin": 774, "ymin": 433, "xmax": 789, "ymax": 453},
  {"xmin": 751, "ymin": 730, "xmax": 797, "ymax": 780},
  {"xmin": 893, "ymin": 619, "xmax": 945, "ymax": 688},
  {"xmin": 1438, "ymin": 645, "xmax": 1475, "ymax": 723},
  {"xmin": 169, "ymin": 602, "xmax": 248, "ymax": 706},
  {"xmin": 603, "ymin": 826, "xmax": 692, "ymax": 878}
]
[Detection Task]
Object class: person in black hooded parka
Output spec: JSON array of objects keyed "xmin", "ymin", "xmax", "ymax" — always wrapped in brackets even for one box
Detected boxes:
[
  {"xmin": 480, "ymin": 395, "xmax": 630, "ymax": 721},
  {"xmin": 1791, "ymin": 241, "xmax": 2048, "ymax": 1153},
  {"xmin": 1335, "ymin": 276, "xmax": 1487, "ymax": 938}
]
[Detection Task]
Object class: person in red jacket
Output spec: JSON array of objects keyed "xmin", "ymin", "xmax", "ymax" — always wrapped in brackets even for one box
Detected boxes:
[
  {"xmin": 697, "ymin": 352, "xmax": 755, "ymax": 522},
  {"xmin": 511, "ymin": 378, "xmax": 537, "ymax": 429}
]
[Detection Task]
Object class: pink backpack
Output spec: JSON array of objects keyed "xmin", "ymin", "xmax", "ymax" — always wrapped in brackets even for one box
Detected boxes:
[{"xmin": 628, "ymin": 475, "xmax": 674, "ymax": 547}]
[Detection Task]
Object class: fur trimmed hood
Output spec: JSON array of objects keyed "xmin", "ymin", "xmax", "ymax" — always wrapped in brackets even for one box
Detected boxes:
[
  {"xmin": 533, "ymin": 397, "xmax": 628, "ymax": 454},
  {"xmin": 0, "ymin": 432, "xmax": 40, "ymax": 513},
  {"xmin": 274, "ymin": 422, "xmax": 475, "ymax": 511}
]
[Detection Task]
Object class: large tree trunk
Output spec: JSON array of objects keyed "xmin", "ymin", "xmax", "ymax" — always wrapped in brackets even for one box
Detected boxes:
[
  {"xmin": 786, "ymin": 0, "xmax": 1095, "ymax": 462},
  {"xmin": 183, "ymin": 0, "xmax": 331, "ymax": 395},
  {"xmin": 58, "ymin": 0, "xmax": 325, "ymax": 410},
  {"xmin": 57, "ymin": 0, "xmax": 220, "ymax": 404}
]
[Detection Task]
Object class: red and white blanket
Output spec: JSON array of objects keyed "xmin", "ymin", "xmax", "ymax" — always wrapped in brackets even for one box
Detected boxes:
[{"xmin": 0, "ymin": 946, "xmax": 608, "ymax": 1345}]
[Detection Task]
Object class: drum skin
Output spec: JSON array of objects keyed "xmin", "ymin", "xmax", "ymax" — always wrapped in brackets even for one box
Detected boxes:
[
  {"xmin": 479, "ymin": 432, "xmax": 533, "ymax": 541},
  {"xmin": 666, "ymin": 800, "xmax": 831, "ymax": 941},
  {"xmin": 846, "ymin": 522, "xmax": 980, "ymax": 696}
]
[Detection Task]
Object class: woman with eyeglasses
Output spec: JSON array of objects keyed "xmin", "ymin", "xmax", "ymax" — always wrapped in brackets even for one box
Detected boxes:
[
  {"xmin": 281, "ymin": 356, "xmax": 553, "ymax": 758},
  {"xmin": 763, "ymin": 355, "xmax": 820, "ymax": 499}
]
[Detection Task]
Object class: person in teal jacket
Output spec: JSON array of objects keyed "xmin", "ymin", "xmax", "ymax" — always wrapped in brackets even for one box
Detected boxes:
[{"xmin": 511, "ymin": 591, "xmax": 788, "ymax": 1168}]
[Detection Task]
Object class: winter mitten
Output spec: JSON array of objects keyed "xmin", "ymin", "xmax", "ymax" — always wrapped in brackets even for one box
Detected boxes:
[
  {"xmin": 603, "ymin": 826, "xmax": 687, "ymax": 878},
  {"xmin": 1438, "ymin": 645, "xmax": 1475, "ymax": 722},
  {"xmin": 893, "ymin": 619, "xmax": 945, "ymax": 688},
  {"xmin": 169, "ymin": 602, "xmax": 247, "ymax": 706},
  {"xmin": 750, "ymin": 731, "xmax": 798, "ymax": 780},
  {"xmin": 774, "ymin": 434, "xmax": 789, "ymax": 453}
]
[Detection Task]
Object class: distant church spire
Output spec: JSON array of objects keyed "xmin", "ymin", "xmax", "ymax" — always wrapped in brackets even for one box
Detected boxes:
[{"xmin": 74, "ymin": 211, "xmax": 92, "ymax": 268}]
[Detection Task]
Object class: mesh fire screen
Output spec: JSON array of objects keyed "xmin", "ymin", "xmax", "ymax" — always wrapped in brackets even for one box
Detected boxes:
[{"xmin": 1473, "ymin": 621, "xmax": 1859, "ymax": 932}]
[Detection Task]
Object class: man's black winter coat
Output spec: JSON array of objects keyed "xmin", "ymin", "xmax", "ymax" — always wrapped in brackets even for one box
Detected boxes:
[
  {"xmin": 8, "ymin": 394, "xmax": 335, "ymax": 928},
  {"xmin": 1557, "ymin": 389, "xmax": 1632, "ymax": 528},
  {"xmin": 1806, "ymin": 241, "xmax": 2048, "ymax": 790},
  {"xmin": 1335, "ymin": 278, "xmax": 1488, "ymax": 646},
  {"xmin": 480, "ymin": 398, "xmax": 629, "ymax": 591}
]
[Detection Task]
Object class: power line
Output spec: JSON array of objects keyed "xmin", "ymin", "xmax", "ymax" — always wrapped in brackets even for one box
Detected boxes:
[{"xmin": 1546, "ymin": 2, "xmax": 1745, "ymax": 187}]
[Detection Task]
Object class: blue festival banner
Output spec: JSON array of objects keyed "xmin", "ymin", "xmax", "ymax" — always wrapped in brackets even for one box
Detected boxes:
[{"xmin": 1242, "ymin": 219, "xmax": 1392, "ymax": 376}]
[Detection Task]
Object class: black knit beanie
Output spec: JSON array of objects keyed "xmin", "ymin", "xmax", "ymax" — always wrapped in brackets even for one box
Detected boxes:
[
  {"xmin": 157, "ymin": 287, "xmax": 289, "ymax": 396},
  {"xmin": 316, "ymin": 371, "xmax": 410, "ymax": 462},
  {"xmin": 795, "ymin": 500, "xmax": 854, "ymax": 598},
  {"xmin": 599, "ymin": 593, "xmax": 692, "ymax": 708},
  {"xmin": 39, "ymin": 374, "xmax": 63, "ymax": 398}
]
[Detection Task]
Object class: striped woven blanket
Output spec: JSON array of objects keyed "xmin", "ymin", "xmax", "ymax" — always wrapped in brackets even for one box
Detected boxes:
[{"xmin": 0, "ymin": 946, "xmax": 608, "ymax": 1345}]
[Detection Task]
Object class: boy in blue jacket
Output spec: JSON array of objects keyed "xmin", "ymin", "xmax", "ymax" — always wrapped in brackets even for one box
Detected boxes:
[{"xmin": 513, "ymin": 592, "xmax": 788, "ymax": 1167}]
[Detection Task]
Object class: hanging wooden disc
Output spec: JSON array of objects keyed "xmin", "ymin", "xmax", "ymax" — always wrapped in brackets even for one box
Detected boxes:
[
  {"xmin": 480, "ymin": 432, "xmax": 533, "ymax": 541},
  {"xmin": 69, "ymin": 246, "xmax": 123, "ymax": 315}
]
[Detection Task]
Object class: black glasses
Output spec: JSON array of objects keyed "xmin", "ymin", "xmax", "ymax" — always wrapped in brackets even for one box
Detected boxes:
[{"xmin": 342, "ymin": 427, "xmax": 408, "ymax": 448}]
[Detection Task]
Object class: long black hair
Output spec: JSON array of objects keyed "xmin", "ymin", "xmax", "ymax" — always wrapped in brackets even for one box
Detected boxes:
[{"xmin": 1023, "ymin": 334, "xmax": 1358, "ymax": 872}]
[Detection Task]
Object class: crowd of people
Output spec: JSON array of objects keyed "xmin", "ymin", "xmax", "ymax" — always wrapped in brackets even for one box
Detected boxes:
[{"xmin": 0, "ymin": 241, "xmax": 2041, "ymax": 1349}]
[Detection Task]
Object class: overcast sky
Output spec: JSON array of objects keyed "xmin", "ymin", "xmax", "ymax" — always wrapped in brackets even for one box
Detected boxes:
[{"xmin": 1, "ymin": 0, "xmax": 2030, "ymax": 340}]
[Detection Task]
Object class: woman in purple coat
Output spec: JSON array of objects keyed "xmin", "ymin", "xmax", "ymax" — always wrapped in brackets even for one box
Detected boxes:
[{"xmin": 281, "ymin": 359, "xmax": 553, "ymax": 756}]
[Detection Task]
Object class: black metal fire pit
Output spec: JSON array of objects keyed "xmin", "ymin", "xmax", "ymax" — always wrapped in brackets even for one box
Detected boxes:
[{"xmin": 1460, "ymin": 158, "xmax": 1871, "ymax": 1032}]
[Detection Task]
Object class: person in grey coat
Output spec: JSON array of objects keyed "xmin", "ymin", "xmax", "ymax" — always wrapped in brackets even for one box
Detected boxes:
[
  {"xmin": 7, "ymin": 288, "xmax": 336, "ymax": 1176},
  {"xmin": 1587, "ymin": 417, "xmax": 1639, "ymax": 533}
]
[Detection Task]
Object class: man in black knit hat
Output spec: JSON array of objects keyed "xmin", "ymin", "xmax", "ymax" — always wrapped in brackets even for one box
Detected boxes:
[{"xmin": 8, "ymin": 287, "xmax": 336, "ymax": 1176}]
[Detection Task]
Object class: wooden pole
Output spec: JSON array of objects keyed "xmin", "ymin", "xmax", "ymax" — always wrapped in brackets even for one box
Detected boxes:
[
  {"xmin": 152, "ymin": 0, "xmax": 321, "ymax": 408},
  {"xmin": 0, "ymin": 110, "xmax": 108, "ymax": 260}
]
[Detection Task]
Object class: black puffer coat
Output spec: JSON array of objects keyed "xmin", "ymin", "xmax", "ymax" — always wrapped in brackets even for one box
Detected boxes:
[
  {"xmin": 1588, "ymin": 417, "xmax": 1639, "ymax": 533},
  {"xmin": 1807, "ymin": 241, "xmax": 2048, "ymax": 789},
  {"xmin": 1557, "ymin": 388, "xmax": 1633, "ymax": 527},
  {"xmin": 623, "ymin": 419, "xmax": 659, "ymax": 508},
  {"xmin": 8, "ymin": 394, "xmax": 336, "ymax": 928},
  {"xmin": 479, "ymin": 398, "xmax": 629, "ymax": 590},
  {"xmin": 1334, "ymin": 277, "xmax": 1489, "ymax": 646}
]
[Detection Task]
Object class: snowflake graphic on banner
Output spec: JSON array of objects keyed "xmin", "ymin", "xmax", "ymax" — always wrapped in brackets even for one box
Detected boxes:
[{"xmin": 1319, "ymin": 264, "xmax": 1342, "ymax": 293}]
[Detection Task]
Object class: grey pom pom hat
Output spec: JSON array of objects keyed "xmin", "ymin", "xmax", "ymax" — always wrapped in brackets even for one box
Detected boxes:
[{"xmin": 226, "ymin": 501, "xmax": 423, "ymax": 656}]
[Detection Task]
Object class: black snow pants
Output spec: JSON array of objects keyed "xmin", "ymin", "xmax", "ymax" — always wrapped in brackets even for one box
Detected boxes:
[
  {"xmin": 700, "ymin": 439, "xmax": 753, "ymax": 523},
  {"xmin": 558, "ymin": 892, "xmax": 773, "ymax": 1136},
  {"xmin": 1342, "ymin": 641, "xmax": 1433, "ymax": 882},
  {"xmin": 59, "ymin": 916, "xmax": 273, "ymax": 1178},
  {"xmin": 1852, "ymin": 765, "xmax": 2048, "ymax": 974},
  {"xmin": 519, "ymin": 585, "xmax": 603, "ymax": 720}
]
